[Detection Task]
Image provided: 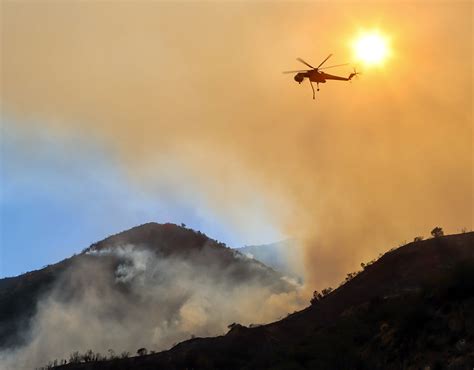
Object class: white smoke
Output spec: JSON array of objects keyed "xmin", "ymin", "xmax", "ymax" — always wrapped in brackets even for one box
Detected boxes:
[{"xmin": 0, "ymin": 244, "xmax": 306, "ymax": 369}]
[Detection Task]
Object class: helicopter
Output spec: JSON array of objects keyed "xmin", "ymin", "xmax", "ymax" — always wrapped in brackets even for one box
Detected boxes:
[{"xmin": 283, "ymin": 54, "xmax": 359, "ymax": 99}]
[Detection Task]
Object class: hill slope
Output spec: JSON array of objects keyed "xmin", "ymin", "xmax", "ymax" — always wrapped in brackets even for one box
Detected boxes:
[
  {"xmin": 0, "ymin": 223, "xmax": 296, "ymax": 369},
  {"xmin": 52, "ymin": 232, "xmax": 474, "ymax": 370}
]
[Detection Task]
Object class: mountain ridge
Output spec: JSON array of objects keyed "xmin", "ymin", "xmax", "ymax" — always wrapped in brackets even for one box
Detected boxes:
[
  {"xmin": 0, "ymin": 222, "xmax": 293, "ymax": 355},
  {"xmin": 48, "ymin": 231, "xmax": 474, "ymax": 370}
]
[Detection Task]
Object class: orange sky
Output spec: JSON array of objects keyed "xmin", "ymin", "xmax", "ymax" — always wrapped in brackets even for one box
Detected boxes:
[{"xmin": 2, "ymin": 1, "xmax": 472, "ymax": 287}]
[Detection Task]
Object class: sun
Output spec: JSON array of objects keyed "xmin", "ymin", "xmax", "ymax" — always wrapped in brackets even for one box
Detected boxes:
[{"xmin": 353, "ymin": 32, "xmax": 390, "ymax": 65}]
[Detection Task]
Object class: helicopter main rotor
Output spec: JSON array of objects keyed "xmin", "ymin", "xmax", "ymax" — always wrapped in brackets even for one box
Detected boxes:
[{"xmin": 283, "ymin": 54, "xmax": 348, "ymax": 74}]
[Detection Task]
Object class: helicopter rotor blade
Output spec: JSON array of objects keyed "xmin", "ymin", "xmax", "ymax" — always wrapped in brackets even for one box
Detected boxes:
[
  {"xmin": 316, "ymin": 54, "xmax": 333, "ymax": 69},
  {"xmin": 296, "ymin": 58, "xmax": 315, "ymax": 69},
  {"xmin": 282, "ymin": 69, "xmax": 311, "ymax": 74},
  {"xmin": 319, "ymin": 63, "xmax": 349, "ymax": 70}
]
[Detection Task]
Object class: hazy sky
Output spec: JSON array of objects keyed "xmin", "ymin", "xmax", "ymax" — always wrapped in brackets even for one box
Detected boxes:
[
  {"xmin": 1, "ymin": 118, "xmax": 281, "ymax": 277},
  {"xmin": 1, "ymin": 1, "xmax": 472, "ymax": 285}
]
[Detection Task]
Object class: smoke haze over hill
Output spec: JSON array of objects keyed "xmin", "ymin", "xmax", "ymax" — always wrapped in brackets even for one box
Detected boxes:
[
  {"xmin": 2, "ymin": 1, "xmax": 472, "ymax": 290},
  {"xmin": 0, "ymin": 225, "xmax": 304, "ymax": 369}
]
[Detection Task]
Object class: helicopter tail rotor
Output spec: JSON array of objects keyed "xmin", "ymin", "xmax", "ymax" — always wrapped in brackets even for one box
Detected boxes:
[{"xmin": 349, "ymin": 67, "xmax": 361, "ymax": 81}]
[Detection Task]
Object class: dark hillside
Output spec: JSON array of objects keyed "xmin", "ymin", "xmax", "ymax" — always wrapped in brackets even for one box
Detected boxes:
[
  {"xmin": 53, "ymin": 232, "xmax": 474, "ymax": 370},
  {"xmin": 0, "ymin": 257, "xmax": 75, "ymax": 348}
]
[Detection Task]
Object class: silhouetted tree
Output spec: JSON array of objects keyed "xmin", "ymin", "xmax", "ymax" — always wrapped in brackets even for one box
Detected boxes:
[
  {"xmin": 137, "ymin": 347, "xmax": 148, "ymax": 356},
  {"xmin": 227, "ymin": 322, "xmax": 239, "ymax": 330},
  {"xmin": 414, "ymin": 236, "xmax": 424, "ymax": 242},
  {"xmin": 322, "ymin": 287, "xmax": 333, "ymax": 296},
  {"xmin": 81, "ymin": 349, "xmax": 94, "ymax": 362},
  {"xmin": 431, "ymin": 227, "xmax": 444, "ymax": 238},
  {"xmin": 345, "ymin": 271, "xmax": 358, "ymax": 281},
  {"xmin": 227, "ymin": 323, "xmax": 247, "ymax": 332},
  {"xmin": 68, "ymin": 351, "xmax": 81, "ymax": 364},
  {"xmin": 310, "ymin": 290, "xmax": 322, "ymax": 305}
]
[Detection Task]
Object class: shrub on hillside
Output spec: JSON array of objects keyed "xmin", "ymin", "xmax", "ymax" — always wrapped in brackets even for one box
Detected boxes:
[
  {"xmin": 137, "ymin": 347, "xmax": 148, "ymax": 356},
  {"xmin": 431, "ymin": 227, "xmax": 444, "ymax": 238}
]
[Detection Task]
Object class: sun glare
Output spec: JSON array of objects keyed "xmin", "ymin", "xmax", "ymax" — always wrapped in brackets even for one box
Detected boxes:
[{"xmin": 353, "ymin": 32, "xmax": 389, "ymax": 65}]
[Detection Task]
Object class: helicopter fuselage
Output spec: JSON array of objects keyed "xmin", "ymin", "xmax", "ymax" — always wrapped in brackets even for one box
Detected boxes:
[{"xmin": 294, "ymin": 70, "xmax": 351, "ymax": 84}]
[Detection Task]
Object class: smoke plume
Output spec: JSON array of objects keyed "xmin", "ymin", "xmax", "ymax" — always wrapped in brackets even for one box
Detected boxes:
[
  {"xmin": 2, "ymin": 1, "xmax": 472, "ymax": 292},
  {"xmin": 0, "ymin": 244, "xmax": 305, "ymax": 369}
]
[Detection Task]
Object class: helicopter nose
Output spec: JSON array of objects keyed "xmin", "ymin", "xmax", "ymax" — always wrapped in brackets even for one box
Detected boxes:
[{"xmin": 294, "ymin": 74, "xmax": 304, "ymax": 83}]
